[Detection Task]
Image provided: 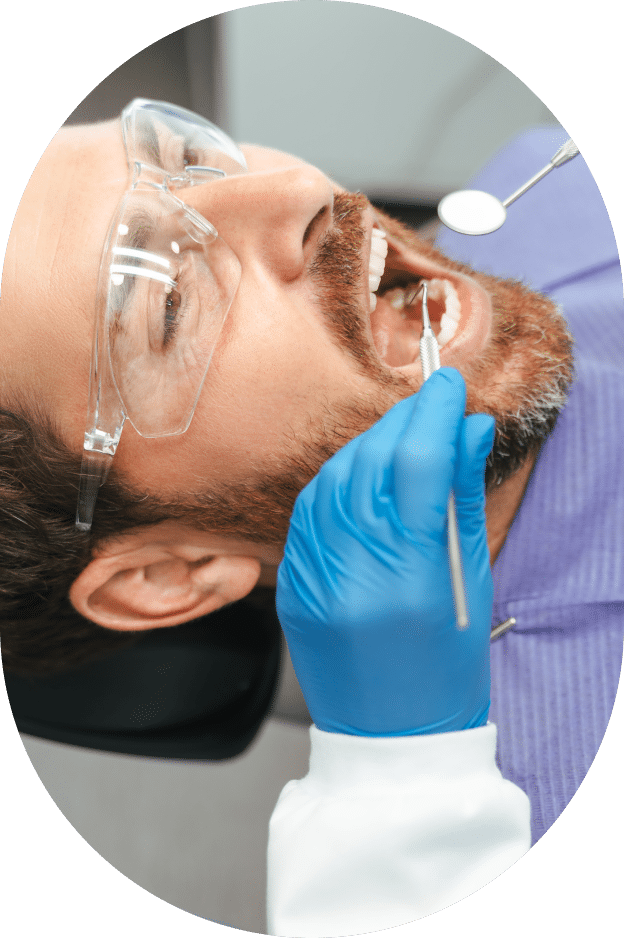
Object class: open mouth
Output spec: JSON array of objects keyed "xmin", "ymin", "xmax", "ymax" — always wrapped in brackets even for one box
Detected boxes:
[
  {"xmin": 372, "ymin": 276, "xmax": 461, "ymax": 366},
  {"xmin": 366, "ymin": 222, "xmax": 491, "ymax": 370}
]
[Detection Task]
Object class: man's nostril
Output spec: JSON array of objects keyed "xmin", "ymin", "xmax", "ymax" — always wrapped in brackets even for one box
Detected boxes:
[{"xmin": 303, "ymin": 205, "xmax": 329, "ymax": 245}]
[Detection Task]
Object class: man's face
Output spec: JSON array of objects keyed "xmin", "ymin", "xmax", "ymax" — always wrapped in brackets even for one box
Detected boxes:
[{"xmin": 1, "ymin": 115, "xmax": 573, "ymax": 547}]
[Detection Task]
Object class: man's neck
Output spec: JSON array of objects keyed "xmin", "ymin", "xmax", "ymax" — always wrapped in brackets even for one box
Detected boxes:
[{"xmin": 485, "ymin": 454, "xmax": 537, "ymax": 565}]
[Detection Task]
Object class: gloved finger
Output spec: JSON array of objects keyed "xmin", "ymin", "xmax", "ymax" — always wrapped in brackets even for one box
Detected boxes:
[
  {"xmin": 308, "ymin": 415, "xmax": 373, "ymax": 517},
  {"xmin": 453, "ymin": 412, "xmax": 495, "ymax": 540},
  {"xmin": 393, "ymin": 368, "xmax": 466, "ymax": 533},
  {"xmin": 337, "ymin": 394, "xmax": 419, "ymax": 529},
  {"xmin": 347, "ymin": 369, "xmax": 465, "ymax": 521}
]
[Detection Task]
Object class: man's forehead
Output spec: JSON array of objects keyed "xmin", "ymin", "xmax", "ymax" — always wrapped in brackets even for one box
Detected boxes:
[
  {"xmin": 27, "ymin": 121, "xmax": 126, "ymax": 301},
  {"xmin": 51, "ymin": 118, "xmax": 128, "ymax": 186},
  {"xmin": 0, "ymin": 117, "xmax": 131, "ymax": 440}
]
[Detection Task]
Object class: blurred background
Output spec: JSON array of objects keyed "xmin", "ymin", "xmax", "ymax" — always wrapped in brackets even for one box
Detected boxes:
[
  {"xmin": 66, "ymin": 3, "xmax": 558, "ymax": 224},
  {"xmin": 18, "ymin": 3, "xmax": 560, "ymax": 934}
]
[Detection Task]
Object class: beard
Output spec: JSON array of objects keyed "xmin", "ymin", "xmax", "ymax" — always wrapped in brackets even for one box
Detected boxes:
[
  {"xmin": 308, "ymin": 193, "xmax": 575, "ymax": 489},
  {"xmin": 133, "ymin": 191, "xmax": 574, "ymax": 546}
]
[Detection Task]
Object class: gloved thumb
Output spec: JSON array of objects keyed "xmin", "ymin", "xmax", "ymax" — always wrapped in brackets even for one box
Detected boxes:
[{"xmin": 393, "ymin": 368, "xmax": 466, "ymax": 533}]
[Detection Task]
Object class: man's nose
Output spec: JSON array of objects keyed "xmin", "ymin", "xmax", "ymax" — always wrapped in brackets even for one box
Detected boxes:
[{"xmin": 178, "ymin": 164, "xmax": 335, "ymax": 281}]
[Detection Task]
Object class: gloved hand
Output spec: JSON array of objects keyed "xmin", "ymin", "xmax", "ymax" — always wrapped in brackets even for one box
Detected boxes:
[{"xmin": 276, "ymin": 368, "xmax": 496, "ymax": 737}]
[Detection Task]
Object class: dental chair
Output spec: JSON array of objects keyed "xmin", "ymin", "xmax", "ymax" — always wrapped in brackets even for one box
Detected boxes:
[{"xmin": 4, "ymin": 594, "xmax": 281, "ymax": 761}]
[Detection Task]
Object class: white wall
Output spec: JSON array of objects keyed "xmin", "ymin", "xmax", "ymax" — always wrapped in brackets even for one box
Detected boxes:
[{"xmin": 223, "ymin": 2, "xmax": 558, "ymax": 200}]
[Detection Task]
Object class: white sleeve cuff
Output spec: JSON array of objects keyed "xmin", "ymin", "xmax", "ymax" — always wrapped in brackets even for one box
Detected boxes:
[{"xmin": 267, "ymin": 723, "xmax": 530, "ymax": 937}]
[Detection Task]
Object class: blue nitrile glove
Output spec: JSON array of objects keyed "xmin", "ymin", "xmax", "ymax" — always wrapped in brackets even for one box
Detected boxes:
[{"xmin": 276, "ymin": 368, "xmax": 496, "ymax": 737}]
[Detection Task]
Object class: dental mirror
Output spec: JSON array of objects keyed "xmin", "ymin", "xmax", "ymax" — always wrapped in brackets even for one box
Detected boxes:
[{"xmin": 437, "ymin": 138, "xmax": 580, "ymax": 236}]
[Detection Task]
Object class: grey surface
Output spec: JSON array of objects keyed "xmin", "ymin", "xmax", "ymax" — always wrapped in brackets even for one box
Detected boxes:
[
  {"xmin": 270, "ymin": 634, "xmax": 312, "ymax": 727},
  {"xmin": 65, "ymin": 27, "xmax": 194, "ymax": 126},
  {"xmin": 20, "ymin": 716, "xmax": 310, "ymax": 934},
  {"xmin": 19, "ymin": 638, "xmax": 311, "ymax": 934},
  {"xmin": 63, "ymin": 8, "xmax": 558, "ymax": 200},
  {"xmin": 223, "ymin": 3, "xmax": 558, "ymax": 199}
]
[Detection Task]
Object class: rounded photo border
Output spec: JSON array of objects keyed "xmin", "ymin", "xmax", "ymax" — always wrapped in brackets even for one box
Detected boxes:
[{"xmin": 1, "ymin": 2, "xmax": 622, "ymax": 936}]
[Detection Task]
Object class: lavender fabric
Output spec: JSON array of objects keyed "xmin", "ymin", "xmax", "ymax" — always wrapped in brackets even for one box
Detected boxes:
[{"xmin": 436, "ymin": 127, "xmax": 624, "ymax": 843}]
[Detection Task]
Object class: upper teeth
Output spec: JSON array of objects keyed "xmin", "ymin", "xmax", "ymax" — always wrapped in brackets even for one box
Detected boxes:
[{"xmin": 369, "ymin": 227, "xmax": 388, "ymax": 311}]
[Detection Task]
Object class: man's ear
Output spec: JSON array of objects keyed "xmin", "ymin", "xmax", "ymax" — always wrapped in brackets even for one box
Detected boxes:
[{"xmin": 69, "ymin": 527, "xmax": 262, "ymax": 631}]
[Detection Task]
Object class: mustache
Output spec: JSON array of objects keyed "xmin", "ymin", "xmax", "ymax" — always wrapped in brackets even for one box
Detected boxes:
[{"xmin": 309, "ymin": 193, "xmax": 405, "ymax": 391}]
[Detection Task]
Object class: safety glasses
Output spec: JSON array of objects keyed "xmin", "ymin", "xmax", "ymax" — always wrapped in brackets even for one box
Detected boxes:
[{"xmin": 75, "ymin": 99, "xmax": 247, "ymax": 532}]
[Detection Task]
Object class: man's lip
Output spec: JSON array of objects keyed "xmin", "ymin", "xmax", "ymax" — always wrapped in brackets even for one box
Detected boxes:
[{"xmin": 365, "ymin": 217, "xmax": 492, "ymax": 376}]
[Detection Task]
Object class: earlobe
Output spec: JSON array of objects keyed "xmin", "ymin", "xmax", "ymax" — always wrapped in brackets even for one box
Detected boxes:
[{"xmin": 69, "ymin": 543, "xmax": 262, "ymax": 632}]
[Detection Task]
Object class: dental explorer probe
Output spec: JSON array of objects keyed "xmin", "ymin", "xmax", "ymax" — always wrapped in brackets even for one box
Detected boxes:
[
  {"xmin": 437, "ymin": 138, "xmax": 580, "ymax": 236},
  {"xmin": 407, "ymin": 282, "xmax": 470, "ymax": 630}
]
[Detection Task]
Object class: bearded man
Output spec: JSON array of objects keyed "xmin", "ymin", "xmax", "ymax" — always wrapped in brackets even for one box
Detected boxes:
[{"xmin": 1, "ymin": 102, "xmax": 621, "ymax": 934}]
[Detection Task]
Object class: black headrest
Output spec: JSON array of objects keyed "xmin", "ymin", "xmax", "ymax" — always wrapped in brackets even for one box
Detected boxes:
[{"xmin": 4, "ymin": 595, "xmax": 281, "ymax": 761}]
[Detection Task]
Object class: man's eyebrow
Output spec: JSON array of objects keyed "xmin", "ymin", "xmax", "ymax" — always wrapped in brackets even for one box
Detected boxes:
[
  {"xmin": 123, "ymin": 211, "xmax": 155, "ymax": 251},
  {"xmin": 109, "ymin": 211, "xmax": 158, "ymax": 341},
  {"xmin": 140, "ymin": 122, "xmax": 161, "ymax": 165}
]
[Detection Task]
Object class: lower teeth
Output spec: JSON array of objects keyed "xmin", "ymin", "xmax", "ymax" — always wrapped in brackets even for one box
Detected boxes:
[
  {"xmin": 385, "ymin": 284, "xmax": 421, "ymax": 311},
  {"xmin": 377, "ymin": 279, "xmax": 461, "ymax": 348}
]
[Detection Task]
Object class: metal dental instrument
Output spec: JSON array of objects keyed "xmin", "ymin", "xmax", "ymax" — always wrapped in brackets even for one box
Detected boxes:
[
  {"xmin": 490, "ymin": 617, "xmax": 517, "ymax": 641},
  {"xmin": 437, "ymin": 138, "xmax": 580, "ymax": 236},
  {"xmin": 406, "ymin": 281, "xmax": 469, "ymax": 630}
]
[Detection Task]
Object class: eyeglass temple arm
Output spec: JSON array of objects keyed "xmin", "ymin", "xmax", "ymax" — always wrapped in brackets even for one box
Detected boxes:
[
  {"xmin": 75, "ymin": 451, "xmax": 112, "ymax": 532},
  {"xmin": 75, "ymin": 424, "xmax": 124, "ymax": 532}
]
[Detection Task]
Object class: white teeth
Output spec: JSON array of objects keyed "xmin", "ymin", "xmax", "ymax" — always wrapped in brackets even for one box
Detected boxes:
[
  {"xmin": 426, "ymin": 279, "xmax": 446, "ymax": 304},
  {"xmin": 376, "ymin": 278, "xmax": 461, "ymax": 347},
  {"xmin": 442, "ymin": 280, "xmax": 461, "ymax": 322},
  {"xmin": 436, "ymin": 281, "xmax": 461, "ymax": 347},
  {"xmin": 368, "ymin": 227, "xmax": 388, "ymax": 310},
  {"xmin": 384, "ymin": 287, "xmax": 405, "ymax": 310},
  {"xmin": 368, "ymin": 254, "xmax": 386, "ymax": 277},
  {"xmin": 371, "ymin": 239, "xmax": 388, "ymax": 258},
  {"xmin": 427, "ymin": 279, "xmax": 460, "ymax": 321},
  {"xmin": 367, "ymin": 236, "xmax": 462, "ymax": 348},
  {"xmin": 370, "ymin": 231, "xmax": 388, "ymax": 258},
  {"xmin": 437, "ymin": 312, "xmax": 458, "ymax": 347}
]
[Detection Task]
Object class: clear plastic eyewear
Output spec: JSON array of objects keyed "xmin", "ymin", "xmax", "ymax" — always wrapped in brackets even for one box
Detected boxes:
[{"xmin": 75, "ymin": 99, "xmax": 248, "ymax": 532}]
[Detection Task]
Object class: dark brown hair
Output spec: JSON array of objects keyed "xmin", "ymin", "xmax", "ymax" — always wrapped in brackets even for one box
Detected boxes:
[
  {"xmin": 0, "ymin": 386, "xmax": 374, "ymax": 677},
  {"xmin": 0, "ymin": 397, "xmax": 293, "ymax": 678},
  {"xmin": 0, "ymin": 404, "xmax": 142, "ymax": 677}
]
